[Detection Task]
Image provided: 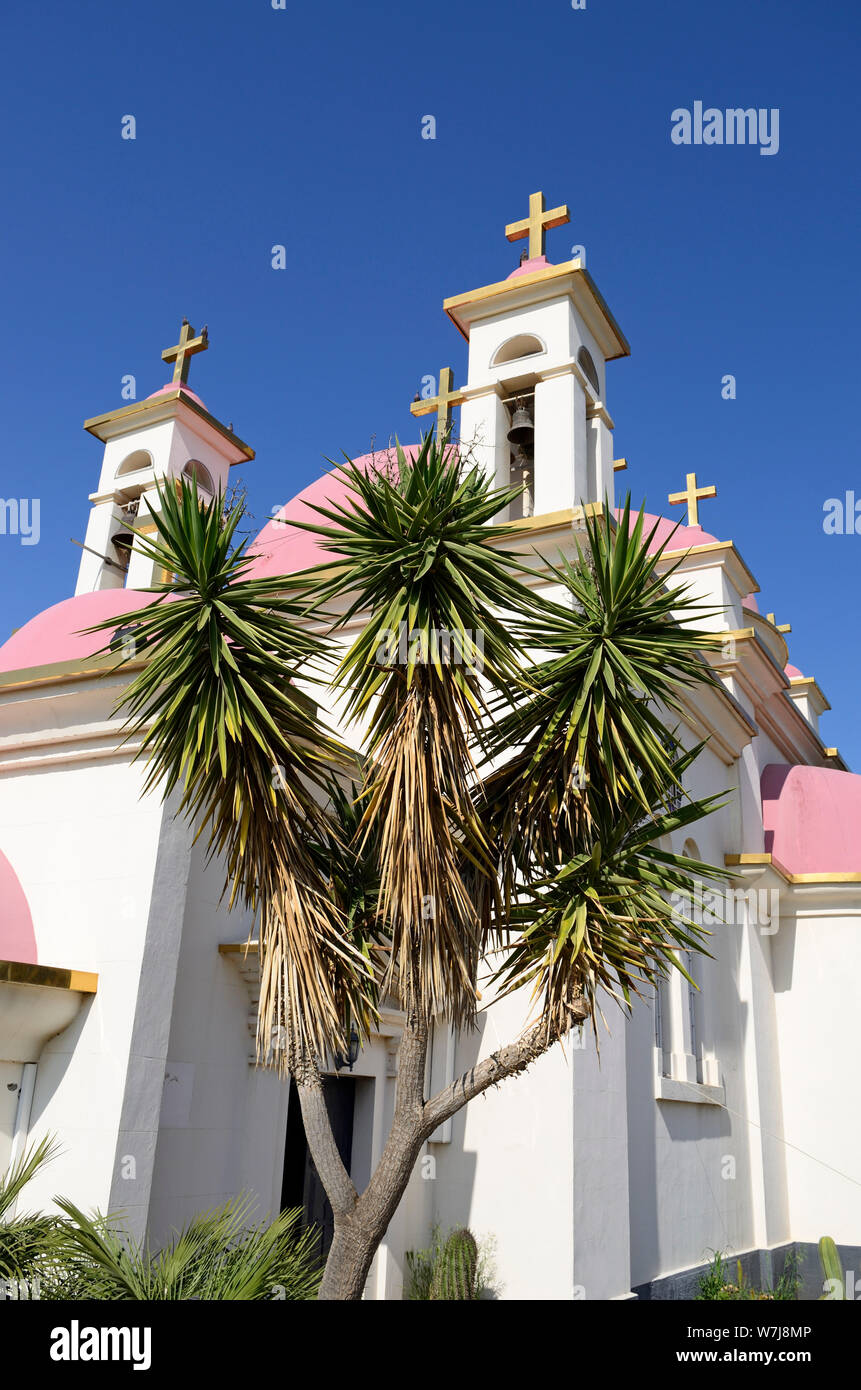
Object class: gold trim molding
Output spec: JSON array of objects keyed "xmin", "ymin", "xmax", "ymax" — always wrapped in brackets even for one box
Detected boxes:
[
  {"xmin": 725, "ymin": 853, "xmax": 861, "ymax": 886},
  {"xmin": 0, "ymin": 959, "xmax": 98, "ymax": 992}
]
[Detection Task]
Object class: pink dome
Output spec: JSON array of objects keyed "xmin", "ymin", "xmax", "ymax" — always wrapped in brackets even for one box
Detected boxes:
[
  {"xmin": 0, "ymin": 847, "xmax": 37, "ymax": 964},
  {"xmin": 762, "ymin": 764, "xmax": 861, "ymax": 875},
  {"xmin": 616, "ymin": 509, "xmax": 719, "ymax": 553},
  {"xmin": 507, "ymin": 256, "xmax": 554, "ymax": 280},
  {"xmin": 0, "ymin": 589, "xmax": 159, "ymax": 674},
  {"xmin": 785, "ymin": 663, "xmax": 804, "ymax": 680},
  {"xmin": 248, "ymin": 446, "xmax": 423, "ymax": 580},
  {"xmin": 249, "ymin": 461, "xmax": 724, "ymax": 583},
  {"xmin": 147, "ymin": 382, "xmax": 207, "ymax": 409}
]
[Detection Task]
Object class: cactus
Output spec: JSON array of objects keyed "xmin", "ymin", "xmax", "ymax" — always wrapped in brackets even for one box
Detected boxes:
[
  {"xmin": 430, "ymin": 1228, "xmax": 479, "ymax": 1301},
  {"xmin": 819, "ymin": 1235, "xmax": 847, "ymax": 1299}
]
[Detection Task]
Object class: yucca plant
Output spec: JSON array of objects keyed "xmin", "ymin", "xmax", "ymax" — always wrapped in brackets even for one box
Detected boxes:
[
  {"xmin": 98, "ymin": 438, "xmax": 727, "ymax": 1301},
  {"xmin": 494, "ymin": 752, "xmax": 725, "ymax": 1038},
  {"xmin": 475, "ymin": 499, "xmax": 727, "ymax": 1037},
  {"xmin": 480, "ymin": 500, "xmax": 721, "ymax": 880},
  {"xmin": 295, "ymin": 435, "xmax": 530, "ymax": 1029},
  {"xmin": 87, "ymin": 477, "xmax": 373, "ymax": 1070}
]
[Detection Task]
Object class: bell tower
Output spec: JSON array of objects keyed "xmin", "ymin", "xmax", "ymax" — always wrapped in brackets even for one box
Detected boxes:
[
  {"xmin": 75, "ymin": 321, "xmax": 254, "ymax": 595},
  {"xmin": 438, "ymin": 193, "xmax": 629, "ymax": 520}
]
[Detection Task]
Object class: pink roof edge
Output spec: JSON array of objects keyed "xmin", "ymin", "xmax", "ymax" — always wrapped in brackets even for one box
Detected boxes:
[{"xmin": 0, "ymin": 588, "xmax": 158, "ymax": 674}]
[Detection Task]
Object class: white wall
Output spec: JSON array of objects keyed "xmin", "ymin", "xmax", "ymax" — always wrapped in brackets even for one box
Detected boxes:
[
  {"xmin": 146, "ymin": 839, "xmax": 288, "ymax": 1245},
  {"xmin": 428, "ymin": 988, "xmax": 576, "ymax": 1300},
  {"xmin": 0, "ymin": 680, "xmax": 189, "ymax": 1228},
  {"xmin": 772, "ymin": 908, "xmax": 861, "ymax": 1244}
]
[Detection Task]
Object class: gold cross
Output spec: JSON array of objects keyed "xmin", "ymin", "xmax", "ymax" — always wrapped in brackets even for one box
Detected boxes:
[
  {"xmin": 766, "ymin": 612, "xmax": 792, "ymax": 634},
  {"xmin": 505, "ymin": 191, "xmax": 570, "ymax": 261},
  {"xmin": 410, "ymin": 367, "xmax": 465, "ymax": 438},
  {"xmin": 668, "ymin": 471, "xmax": 717, "ymax": 527},
  {"xmin": 161, "ymin": 319, "xmax": 209, "ymax": 385}
]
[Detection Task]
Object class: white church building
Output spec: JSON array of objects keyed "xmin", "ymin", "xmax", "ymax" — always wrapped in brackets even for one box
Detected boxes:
[{"xmin": 1, "ymin": 195, "xmax": 859, "ymax": 1300}]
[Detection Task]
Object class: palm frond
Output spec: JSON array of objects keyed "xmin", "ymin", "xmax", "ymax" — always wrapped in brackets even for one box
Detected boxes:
[
  {"xmin": 50, "ymin": 1194, "xmax": 321, "ymax": 1300},
  {"xmin": 481, "ymin": 496, "xmax": 723, "ymax": 905},
  {"xmin": 473, "ymin": 497, "xmax": 729, "ymax": 1034},
  {"xmin": 491, "ymin": 778, "xmax": 729, "ymax": 1038},
  {"xmin": 0, "ymin": 1136, "xmax": 63, "ymax": 1282}
]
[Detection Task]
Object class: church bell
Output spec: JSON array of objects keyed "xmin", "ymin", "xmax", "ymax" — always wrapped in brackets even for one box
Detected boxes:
[
  {"xmin": 111, "ymin": 530, "xmax": 136, "ymax": 572},
  {"xmin": 507, "ymin": 402, "xmax": 534, "ymax": 447}
]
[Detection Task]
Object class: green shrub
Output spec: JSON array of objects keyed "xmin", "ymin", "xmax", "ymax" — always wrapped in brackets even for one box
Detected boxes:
[
  {"xmin": 1, "ymin": 1138, "xmax": 321, "ymax": 1300},
  {"xmin": 696, "ymin": 1249, "xmax": 798, "ymax": 1301}
]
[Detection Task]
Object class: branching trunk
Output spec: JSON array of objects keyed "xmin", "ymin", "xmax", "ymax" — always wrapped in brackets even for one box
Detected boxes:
[
  {"xmin": 305, "ymin": 999, "xmax": 588, "ymax": 1301},
  {"xmin": 292, "ymin": 1047, "xmax": 358, "ymax": 1221}
]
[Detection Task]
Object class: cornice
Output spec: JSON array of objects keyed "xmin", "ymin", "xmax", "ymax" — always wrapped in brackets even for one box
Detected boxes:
[
  {"xmin": 443, "ymin": 260, "xmax": 630, "ymax": 361},
  {"xmin": 0, "ymin": 652, "xmax": 147, "ymax": 693},
  {"xmin": 84, "ymin": 390, "xmax": 254, "ymax": 464},
  {"xmin": 654, "ymin": 538, "xmax": 759, "ymax": 603},
  {"xmin": 712, "ymin": 629, "xmax": 845, "ymax": 770}
]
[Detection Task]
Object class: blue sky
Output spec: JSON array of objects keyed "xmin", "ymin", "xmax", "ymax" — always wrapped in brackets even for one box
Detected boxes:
[{"xmin": 1, "ymin": 0, "xmax": 859, "ymax": 759}]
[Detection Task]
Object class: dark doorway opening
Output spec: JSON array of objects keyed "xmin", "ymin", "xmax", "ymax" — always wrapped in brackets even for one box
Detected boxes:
[{"xmin": 281, "ymin": 1075, "xmax": 356, "ymax": 1263}]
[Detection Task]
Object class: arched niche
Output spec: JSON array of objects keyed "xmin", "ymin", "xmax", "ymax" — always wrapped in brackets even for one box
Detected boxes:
[
  {"xmin": 116, "ymin": 448, "xmax": 153, "ymax": 477},
  {"xmin": 491, "ymin": 333, "xmax": 546, "ymax": 367}
]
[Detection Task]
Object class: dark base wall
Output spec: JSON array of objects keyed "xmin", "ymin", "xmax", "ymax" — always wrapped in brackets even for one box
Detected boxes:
[{"xmin": 632, "ymin": 1242, "xmax": 861, "ymax": 1301}]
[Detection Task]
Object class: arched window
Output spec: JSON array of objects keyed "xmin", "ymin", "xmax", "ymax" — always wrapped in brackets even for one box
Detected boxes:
[
  {"xmin": 116, "ymin": 449, "xmax": 153, "ymax": 477},
  {"xmin": 577, "ymin": 346, "xmax": 600, "ymax": 394},
  {"xmin": 491, "ymin": 333, "xmax": 546, "ymax": 367},
  {"xmin": 182, "ymin": 459, "xmax": 214, "ymax": 494}
]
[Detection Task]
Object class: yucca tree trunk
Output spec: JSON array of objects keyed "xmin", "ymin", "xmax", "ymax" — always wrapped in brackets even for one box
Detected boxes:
[
  {"xmin": 304, "ymin": 1003, "xmax": 588, "ymax": 1300},
  {"xmin": 312, "ymin": 1007, "xmax": 429, "ymax": 1301},
  {"xmin": 318, "ymin": 1131, "xmax": 426, "ymax": 1300}
]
